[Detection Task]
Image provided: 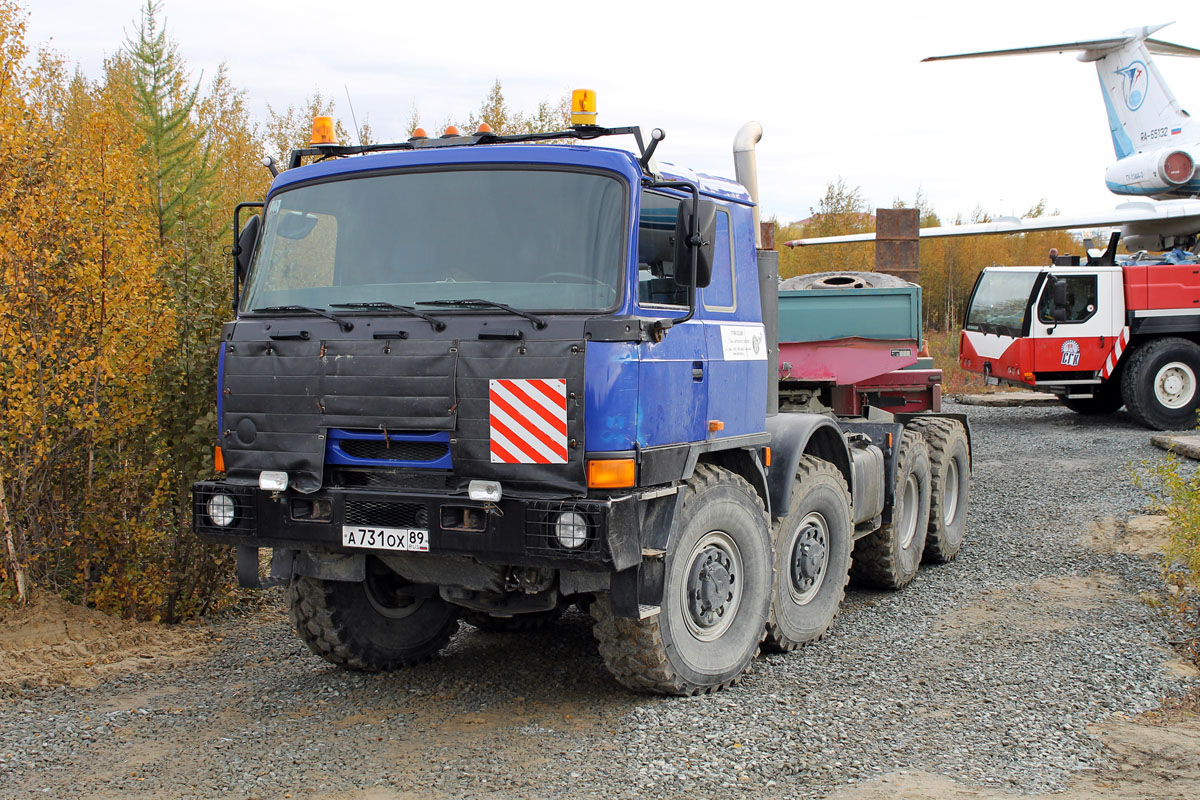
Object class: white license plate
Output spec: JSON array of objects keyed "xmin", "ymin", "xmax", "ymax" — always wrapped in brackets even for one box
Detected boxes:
[
  {"xmin": 342, "ymin": 526, "xmax": 429, "ymax": 552},
  {"xmin": 985, "ymin": 375, "xmax": 999, "ymax": 386}
]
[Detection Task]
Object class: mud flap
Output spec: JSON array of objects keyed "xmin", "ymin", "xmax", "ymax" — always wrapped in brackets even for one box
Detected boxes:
[
  {"xmin": 236, "ymin": 546, "xmax": 295, "ymax": 589},
  {"xmin": 609, "ymin": 557, "xmax": 664, "ymax": 619}
]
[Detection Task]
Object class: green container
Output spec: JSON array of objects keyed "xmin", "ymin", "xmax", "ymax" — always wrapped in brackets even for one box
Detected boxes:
[{"xmin": 777, "ymin": 286, "xmax": 922, "ymax": 345}]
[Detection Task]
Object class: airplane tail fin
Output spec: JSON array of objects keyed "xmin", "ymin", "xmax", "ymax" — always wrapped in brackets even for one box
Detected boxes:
[{"xmin": 925, "ymin": 24, "xmax": 1200, "ymax": 160}]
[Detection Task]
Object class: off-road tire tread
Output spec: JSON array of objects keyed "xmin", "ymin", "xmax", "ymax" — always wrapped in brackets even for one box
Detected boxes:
[
  {"xmin": 850, "ymin": 428, "xmax": 930, "ymax": 589},
  {"xmin": 589, "ymin": 464, "xmax": 769, "ymax": 696},
  {"xmin": 905, "ymin": 418, "xmax": 968, "ymax": 563},
  {"xmin": 764, "ymin": 456, "xmax": 852, "ymax": 653},
  {"xmin": 1121, "ymin": 337, "xmax": 1200, "ymax": 430},
  {"xmin": 287, "ymin": 575, "xmax": 459, "ymax": 671}
]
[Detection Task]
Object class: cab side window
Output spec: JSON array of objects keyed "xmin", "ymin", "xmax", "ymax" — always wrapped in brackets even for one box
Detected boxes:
[
  {"xmin": 637, "ymin": 191, "xmax": 688, "ymax": 307},
  {"xmin": 1037, "ymin": 274, "xmax": 1098, "ymax": 323},
  {"xmin": 701, "ymin": 208, "xmax": 735, "ymax": 312}
]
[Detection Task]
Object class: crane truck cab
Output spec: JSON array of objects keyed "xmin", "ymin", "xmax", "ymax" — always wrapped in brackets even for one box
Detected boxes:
[
  {"xmin": 961, "ymin": 257, "xmax": 1200, "ymax": 429},
  {"xmin": 194, "ymin": 96, "xmax": 972, "ymax": 695}
]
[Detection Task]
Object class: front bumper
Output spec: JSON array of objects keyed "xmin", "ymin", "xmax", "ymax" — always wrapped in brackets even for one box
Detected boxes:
[{"xmin": 192, "ymin": 481, "xmax": 641, "ymax": 572}]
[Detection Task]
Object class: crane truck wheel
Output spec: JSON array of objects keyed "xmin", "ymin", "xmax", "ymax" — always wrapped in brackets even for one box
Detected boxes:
[
  {"xmin": 591, "ymin": 464, "xmax": 772, "ymax": 695},
  {"xmin": 850, "ymin": 428, "xmax": 932, "ymax": 589},
  {"xmin": 764, "ymin": 456, "xmax": 853, "ymax": 652},
  {"xmin": 1121, "ymin": 337, "xmax": 1200, "ymax": 430},
  {"xmin": 906, "ymin": 418, "xmax": 970, "ymax": 563},
  {"xmin": 287, "ymin": 559, "xmax": 460, "ymax": 671}
]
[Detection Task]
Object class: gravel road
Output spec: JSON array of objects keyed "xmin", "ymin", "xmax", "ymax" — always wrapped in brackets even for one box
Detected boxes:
[{"xmin": 1, "ymin": 401, "xmax": 1195, "ymax": 799}]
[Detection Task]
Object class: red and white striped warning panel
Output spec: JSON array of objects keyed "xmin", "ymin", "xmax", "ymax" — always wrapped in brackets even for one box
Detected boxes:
[
  {"xmin": 1100, "ymin": 326, "xmax": 1130, "ymax": 379},
  {"xmin": 489, "ymin": 378, "xmax": 568, "ymax": 464}
]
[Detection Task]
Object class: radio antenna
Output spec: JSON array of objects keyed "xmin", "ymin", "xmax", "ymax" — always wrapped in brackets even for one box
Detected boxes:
[{"xmin": 344, "ymin": 84, "xmax": 364, "ymax": 146}]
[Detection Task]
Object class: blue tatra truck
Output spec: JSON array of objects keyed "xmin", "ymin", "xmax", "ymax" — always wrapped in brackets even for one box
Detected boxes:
[{"xmin": 193, "ymin": 94, "xmax": 971, "ymax": 695}]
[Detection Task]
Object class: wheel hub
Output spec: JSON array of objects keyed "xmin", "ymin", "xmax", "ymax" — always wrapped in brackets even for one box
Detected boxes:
[
  {"xmin": 687, "ymin": 545, "xmax": 734, "ymax": 628},
  {"xmin": 943, "ymin": 458, "xmax": 960, "ymax": 526},
  {"xmin": 1154, "ymin": 361, "xmax": 1197, "ymax": 409},
  {"xmin": 364, "ymin": 566, "xmax": 423, "ymax": 620},
  {"xmin": 898, "ymin": 473, "xmax": 919, "ymax": 550},
  {"xmin": 790, "ymin": 517, "xmax": 828, "ymax": 604}
]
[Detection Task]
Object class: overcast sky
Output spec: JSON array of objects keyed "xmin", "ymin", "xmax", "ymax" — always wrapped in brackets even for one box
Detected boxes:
[{"xmin": 24, "ymin": 0, "xmax": 1200, "ymax": 226}]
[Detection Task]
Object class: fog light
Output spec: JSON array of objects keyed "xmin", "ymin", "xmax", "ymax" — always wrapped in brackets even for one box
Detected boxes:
[
  {"xmin": 259, "ymin": 471, "xmax": 288, "ymax": 491},
  {"xmin": 469, "ymin": 480, "xmax": 502, "ymax": 502},
  {"xmin": 555, "ymin": 511, "xmax": 589, "ymax": 549},
  {"xmin": 206, "ymin": 493, "xmax": 236, "ymax": 527}
]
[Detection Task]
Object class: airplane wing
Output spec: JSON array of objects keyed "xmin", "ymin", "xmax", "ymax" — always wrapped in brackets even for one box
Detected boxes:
[
  {"xmin": 783, "ymin": 200, "xmax": 1200, "ymax": 247},
  {"xmin": 920, "ymin": 25, "xmax": 1200, "ymax": 63}
]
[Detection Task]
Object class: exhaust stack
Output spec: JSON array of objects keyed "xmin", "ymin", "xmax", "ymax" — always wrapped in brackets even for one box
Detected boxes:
[{"xmin": 733, "ymin": 121, "xmax": 764, "ymax": 248}]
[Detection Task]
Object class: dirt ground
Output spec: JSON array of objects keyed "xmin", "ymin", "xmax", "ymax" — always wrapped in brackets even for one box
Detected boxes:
[
  {"xmin": 1, "ymin": 514, "xmax": 1197, "ymax": 798},
  {"xmin": 0, "ymin": 593, "xmax": 210, "ymax": 694}
]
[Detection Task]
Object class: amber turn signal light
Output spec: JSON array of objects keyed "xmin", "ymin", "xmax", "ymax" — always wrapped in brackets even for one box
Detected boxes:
[
  {"xmin": 214, "ymin": 445, "xmax": 225, "ymax": 472},
  {"xmin": 587, "ymin": 458, "xmax": 635, "ymax": 489}
]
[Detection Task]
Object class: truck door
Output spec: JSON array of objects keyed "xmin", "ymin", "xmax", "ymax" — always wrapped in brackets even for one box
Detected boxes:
[
  {"xmin": 700, "ymin": 206, "xmax": 767, "ymax": 437},
  {"xmin": 1029, "ymin": 267, "xmax": 1124, "ymax": 374},
  {"xmin": 636, "ymin": 190, "xmax": 708, "ymax": 445}
]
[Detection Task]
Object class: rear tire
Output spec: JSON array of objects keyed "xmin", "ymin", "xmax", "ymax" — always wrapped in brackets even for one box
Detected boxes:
[
  {"xmin": 591, "ymin": 464, "xmax": 772, "ymax": 695},
  {"xmin": 287, "ymin": 559, "xmax": 460, "ymax": 671},
  {"xmin": 850, "ymin": 428, "xmax": 931, "ymax": 589},
  {"xmin": 905, "ymin": 418, "xmax": 970, "ymax": 563},
  {"xmin": 764, "ymin": 457, "xmax": 853, "ymax": 652},
  {"xmin": 1121, "ymin": 337, "xmax": 1200, "ymax": 430}
]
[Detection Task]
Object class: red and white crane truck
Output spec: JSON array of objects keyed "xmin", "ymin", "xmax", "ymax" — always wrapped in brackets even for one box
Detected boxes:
[{"xmin": 960, "ymin": 241, "xmax": 1200, "ymax": 430}]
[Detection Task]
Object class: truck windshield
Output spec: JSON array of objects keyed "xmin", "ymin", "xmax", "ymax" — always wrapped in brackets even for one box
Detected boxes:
[
  {"xmin": 240, "ymin": 168, "xmax": 627, "ymax": 314},
  {"xmin": 964, "ymin": 270, "xmax": 1041, "ymax": 337}
]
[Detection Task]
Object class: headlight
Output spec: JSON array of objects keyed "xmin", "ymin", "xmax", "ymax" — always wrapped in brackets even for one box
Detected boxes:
[
  {"xmin": 206, "ymin": 493, "xmax": 236, "ymax": 527},
  {"xmin": 554, "ymin": 511, "xmax": 589, "ymax": 549}
]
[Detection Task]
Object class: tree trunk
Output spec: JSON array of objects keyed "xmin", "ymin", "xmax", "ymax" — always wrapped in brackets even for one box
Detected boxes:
[{"xmin": 0, "ymin": 477, "xmax": 29, "ymax": 604}]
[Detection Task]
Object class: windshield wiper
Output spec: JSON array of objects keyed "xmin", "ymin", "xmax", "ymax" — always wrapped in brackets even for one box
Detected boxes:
[
  {"xmin": 250, "ymin": 305, "xmax": 354, "ymax": 331},
  {"xmin": 330, "ymin": 302, "xmax": 447, "ymax": 331},
  {"xmin": 417, "ymin": 299, "xmax": 547, "ymax": 330}
]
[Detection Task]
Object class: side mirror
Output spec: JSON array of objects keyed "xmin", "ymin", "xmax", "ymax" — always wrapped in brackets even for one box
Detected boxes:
[
  {"xmin": 1052, "ymin": 278, "xmax": 1068, "ymax": 323},
  {"xmin": 674, "ymin": 198, "xmax": 716, "ymax": 288},
  {"xmin": 236, "ymin": 214, "xmax": 261, "ymax": 282}
]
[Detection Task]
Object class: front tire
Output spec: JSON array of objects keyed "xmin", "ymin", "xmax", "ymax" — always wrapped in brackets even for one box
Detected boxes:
[
  {"xmin": 850, "ymin": 428, "xmax": 932, "ymax": 589},
  {"xmin": 1122, "ymin": 337, "xmax": 1200, "ymax": 430},
  {"xmin": 287, "ymin": 559, "xmax": 460, "ymax": 671},
  {"xmin": 764, "ymin": 456, "xmax": 853, "ymax": 652},
  {"xmin": 591, "ymin": 464, "xmax": 772, "ymax": 695}
]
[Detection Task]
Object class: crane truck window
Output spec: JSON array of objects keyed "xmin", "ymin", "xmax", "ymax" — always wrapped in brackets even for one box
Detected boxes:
[
  {"xmin": 1037, "ymin": 275, "xmax": 1099, "ymax": 324},
  {"xmin": 239, "ymin": 169, "xmax": 626, "ymax": 313}
]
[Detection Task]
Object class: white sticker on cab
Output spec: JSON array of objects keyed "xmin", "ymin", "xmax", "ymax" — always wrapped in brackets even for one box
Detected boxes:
[{"xmin": 719, "ymin": 325, "xmax": 768, "ymax": 361}]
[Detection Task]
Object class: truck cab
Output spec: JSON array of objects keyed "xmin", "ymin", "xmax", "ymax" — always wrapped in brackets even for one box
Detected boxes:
[
  {"xmin": 961, "ymin": 257, "xmax": 1200, "ymax": 428},
  {"xmin": 961, "ymin": 266, "xmax": 1125, "ymax": 388}
]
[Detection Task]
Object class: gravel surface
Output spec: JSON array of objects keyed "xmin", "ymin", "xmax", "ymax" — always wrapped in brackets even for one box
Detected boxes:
[{"xmin": 1, "ymin": 401, "xmax": 1195, "ymax": 799}]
